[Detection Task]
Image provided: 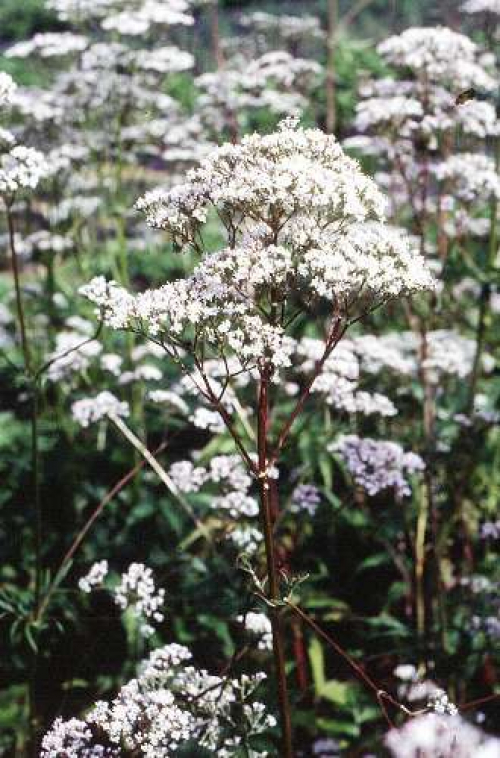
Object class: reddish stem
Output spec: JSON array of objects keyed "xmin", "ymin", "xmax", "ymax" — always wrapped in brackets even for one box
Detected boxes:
[
  {"xmin": 37, "ymin": 442, "xmax": 168, "ymax": 622},
  {"xmin": 271, "ymin": 315, "xmax": 344, "ymax": 463},
  {"xmin": 257, "ymin": 364, "xmax": 294, "ymax": 757}
]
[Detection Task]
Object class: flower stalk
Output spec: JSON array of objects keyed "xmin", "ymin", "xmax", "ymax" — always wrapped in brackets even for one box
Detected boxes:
[{"xmin": 257, "ymin": 364, "xmax": 293, "ymax": 757}]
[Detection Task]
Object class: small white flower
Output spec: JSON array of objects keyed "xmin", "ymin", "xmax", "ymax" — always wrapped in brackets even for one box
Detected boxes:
[
  {"xmin": 0, "ymin": 145, "xmax": 49, "ymax": 196},
  {"xmin": 238, "ymin": 612, "xmax": 273, "ymax": 651},
  {"xmin": 427, "ymin": 689, "xmax": 458, "ymax": 716},
  {"xmin": 71, "ymin": 391, "xmax": 129, "ymax": 427},
  {"xmin": 114, "ymin": 563, "xmax": 166, "ymax": 637},
  {"xmin": 0, "ymin": 72, "xmax": 16, "ymax": 106},
  {"xmin": 78, "ymin": 560, "xmax": 109, "ymax": 593}
]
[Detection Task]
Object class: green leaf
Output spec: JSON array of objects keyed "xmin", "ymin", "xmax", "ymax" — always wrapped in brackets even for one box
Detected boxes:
[
  {"xmin": 319, "ymin": 679, "xmax": 350, "ymax": 705},
  {"xmin": 61, "ymin": 678, "xmax": 89, "ymax": 691},
  {"xmin": 354, "ymin": 705, "xmax": 381, "ymax": 724},
  {"xmin": 362, "ymin": 613, "xmax": 410, "ymax": 637},
  {"xmin": 356, "ymin": 553, "xmax": 391, "ymax": 573},
  {"xmin": 317, "ymin": 716, "xmax": 360, "ymax": 738},
  {"xmin": 308, "ymin": 637, "xmax": 325, "ymax": 690},
  {"xmin": 318, "ymin": 453, "xmax": 333, "ymax": 490},
  {"xmin": 24, "ymin": 623, "xmax": 38, "ymax": 653}
]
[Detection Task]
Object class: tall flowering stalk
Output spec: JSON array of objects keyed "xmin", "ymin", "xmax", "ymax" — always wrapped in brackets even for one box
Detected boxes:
[
  {"xmin": 0, "ymin": 72, "xmax": 52, "ymax": 748},
  {"xmin": 349, "ymin": 25, "xmax": 499, "ymax": 646},
  {"xmin": 81, "ymin": 118, "xmax": 435, "ymax": 753}
]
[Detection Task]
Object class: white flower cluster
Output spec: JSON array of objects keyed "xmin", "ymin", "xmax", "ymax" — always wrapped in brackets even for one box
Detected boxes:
[
  {"xmin": 351, "ymin": 26, "xmax": 498, "ymax": 241},
  {"xmin": 7, "ymin": 13, "xmax": 199, "ymax": 173},
  {"xmin": 168, "ymin": 455, "xmax": 258, "ymax": 518},
  {"xmin": 354, "ymin": 330, "xmax": 492, "ymax": 383},
  {"xmin": 385, "ymin": 713, "xmax": 500, "ymax": 757},
  {"xmin": 0, "ymin": 128, "xmax": 15, "ymax": 149},
  {"xmin": 195, "ymin": 51, "xmax": 321, "ymax": 136},
  {"xmin": 394, "ymin": 663, "xmax": 418, "ymax": 682},
  {"xmin": 137, "ymin": 120, "xmax": 388, "ymax": 237},
  {"xmin": 462, "ymin": 0, "xmax": 500, "ymax": 13},
  {"xmin": 23, "ymin": 230, "xmax": 73, "ymax": 256},
  {"xmin": 119, "ymin": 364, "xmax": 162, "ymax": 385},
  {"xmin": 378, "ymin": 27, "xmax": 497, "ymax": 91},
  {"xmin": 47, "ymin": 329, "xmax": 102, "ymax": 382},
  {"xmin": 355, "ymin": 96, "xmax": 424, "ymax": 133},
  {"xmin": 134, "ymin": 46, "xmax": 194, "ymax": 74},
  {"xmin": 8, "ymin": 86, "xmax": 64, "ymax": 125},
  {"xmin": 78, "ymin": 560, "xmax": 109, "ymax": 593},
  {"xmin": 82, "ymin": 122, "xmax": 433, "ymax": 371},
  {"xmin": 168, "ymin": 357, "xmax": 254, "ymax": 433},
  {"xmin": 246, "ymin": 50, "xmax": 322, "ymax": 91},
  {"xmin": 167, "ymin": 460, "xmax": 208, "ymax": 494},
  {"xmin": 0, "ymin": 72, "xmax": 16, "ymax": 106},
  {"xmin": 454, "ymin": 100, "xmax": 500, "ymax": 139},
  {"xmin": 40, "ymin": 717, "xmax": 116, "ymax": 758},
  {"xmin": 228, "ymin": 525, "xmax": 263, "ymax": 556},
  {"xmin": 404, "ymin": 680, "xmax": 446, "ymax": 705},
  {"xmin": 114, "ymin": 562, "xmax": 166, "ymax": 637},
  {"xmin": 101, "ymin": 0, "xmax": 194, "ymax": 36},
  {"xmin": 148, "ymin": 389, "xmax": 189, "ymax": 414},
  {"xmin": 434, "ymin": 154, "xmax": 500, "ymax": 203},
  {"xmin": 297, "ymin": 337, "xmax": 398, "ymax": 418},
  {"xmin": 238, "ymin": 611, "xmax": 273, "ymax": 651},
  {"xmin": 79, "ymin": 561, "xmax": 165, "ymax": 638},
  {"xmin": 0, "ymin": 145, "xmax": 49, "ymax": 197},
  {"xmin": 6, "ymin": 33, "xmax": 88, "ymax": 59},
  {"xmin": 71, "ymin": 391, "xmax": 130, "ymax": 427},
  {"xmin": 427, "ymin": 689, "xmax": 458, "ymax": 716},
  {"xmin": 355, "ymin": 94, "xmax": 499, "ymax": 141},
  {"xmin": 240, "ymin": 12, "xmax": 325, "ymax": 45},
  {"xmin": 330, "ymin": 435, "xmax": 425, "ymax": 498},
  {"xmin": 42, "ymin": 643, "xmax": 274, "ymax": 757}
]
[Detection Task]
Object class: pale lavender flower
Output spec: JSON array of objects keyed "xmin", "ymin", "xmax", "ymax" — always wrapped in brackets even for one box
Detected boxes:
[
  {"xmin": 480, "ymin": 520, "xmax": 500, "ymax": 540},
  {"xmin": 330, "ymin": 435, "xmax": 425, "ymax": 497},
  {"xmin": 385, "ymin": 713, "xmax": 500, "ymax": 757},
  {"xmin": 291, "ymin": 484, "xmax": 321, "ymax": 516}
]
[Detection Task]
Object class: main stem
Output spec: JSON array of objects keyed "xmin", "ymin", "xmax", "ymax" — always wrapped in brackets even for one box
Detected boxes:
[
  {"xmin": 257, "ymin": 366, "xmax": 293, "ymax": 758},
  {"xmin": 467, "ymin": 137, "xmax": 498, "ymax": 414},
  {"xmin": 6, "ymin": 203, "xmax": 31, "ymax": 374},
  {"xmin": 6, "ymin": 202, "xmax": 42, "ymax": 753}
]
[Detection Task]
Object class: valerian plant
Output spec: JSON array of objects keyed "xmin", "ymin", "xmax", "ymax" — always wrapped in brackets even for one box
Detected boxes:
[
  {"xmin": 1, "ymin": 2, "xmax": 499, "ymax": 755},
  {"xmin": 347, "ymin": 22, "xmax": 500, "ymax": 663},
  {"xmin": 77, "ymin": 118, "xmax": 435, "ymax": 755}
]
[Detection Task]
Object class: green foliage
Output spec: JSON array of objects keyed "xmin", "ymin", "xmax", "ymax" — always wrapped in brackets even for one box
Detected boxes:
[
  {"xmin": 0, "ymin": 0, "xmax": 59, "ymax": 43},
  {"xmin": 329, "ymin": 34, "xmax": 389, "ymax": 133},
  {"xmin": 0, "ymin": 55, "xmax": 51, "ymax": 87}
]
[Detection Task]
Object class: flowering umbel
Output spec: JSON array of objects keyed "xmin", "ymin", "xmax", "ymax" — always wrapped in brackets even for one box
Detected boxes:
[{"xmin": 81, "ymin": 119, "xmax": 435, "ymax": 372}]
